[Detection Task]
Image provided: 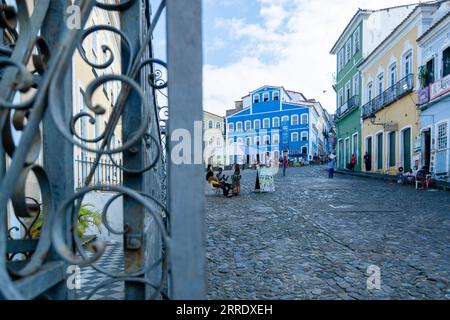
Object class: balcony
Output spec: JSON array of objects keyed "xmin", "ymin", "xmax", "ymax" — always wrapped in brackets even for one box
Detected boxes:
[
  {"xmin": 362, "ymin": 74, "xmax": 414, "ymax": 119},
  {"xmin": 336, "ymin": 95, "xmax": 359, "ymax": 119}
]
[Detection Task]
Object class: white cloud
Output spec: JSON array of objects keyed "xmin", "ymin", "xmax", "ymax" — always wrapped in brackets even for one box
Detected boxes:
[{"xmin": 204, "ymin": 0, "xmax": 420, "ymax": 116}]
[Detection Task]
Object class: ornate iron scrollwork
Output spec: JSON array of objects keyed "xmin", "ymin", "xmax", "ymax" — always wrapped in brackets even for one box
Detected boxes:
[{"xmin": 0, "ymin": 0, "xmax": 170, "ymax": 300}]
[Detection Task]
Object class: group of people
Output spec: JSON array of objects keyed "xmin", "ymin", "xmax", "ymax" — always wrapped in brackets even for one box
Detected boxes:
[
  {"xmin": 206, "ymin": 164, "xmax": 242, "ymax": 197},
  {"xmin": 398, "ymin": 166, "xmax": 432, "ymax": 189}
]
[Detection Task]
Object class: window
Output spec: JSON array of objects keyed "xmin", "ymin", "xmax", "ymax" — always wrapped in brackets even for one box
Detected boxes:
[
  {"xmin": 302, "ymin": 146, "xmax": 308, "ymax": 155},
  {"xmin": 254, "ymin": 119, "xmax": 261, "ymax": 130},
  {"xmin": 273, "ymin": 91, "xmax": 279, "ymax": 101},
  {"xmin": 426, "ymin": 58, "xmax": 435, "ymax": 86},
  {"xmin": 403, "ymin": 51, "xmax": 412, "ymax": 77},
  {"xmin": 346, "ymin": 40, "xmax": 352, "ymax": 63},
  {"xmin": 263, "ymin": 135, "xmax": 270, "ymax": 145},
  {"xmin": 236, "ymin": 122, "xmax": 243, "ymax": 131},
  {"xmin": 273, "ymin": 134, "xmax": 280, "ymax": 144},
  {"xmin": 389, "ymin": 131, "xmax": 396, "ymax": 167},
  {"xmin": 216, "ymin": 138, "xmax": 222, "ymax": 147},
  {"xmin": 272, "ymin": 117, "xmax": 280, "ymax": 128},
  {"xmin": 291, "ymin": 132, "xmax": 299, "ymax": 142},
  {"xmin": 245, "ymin": 121, "xmax": 251, "ymax": 131},
  {"xmin": 208, "ymin": 138, "xmax": 214, "ymax": 147},
  {"xmin": 263, "ymin": 118, "xmax": 270, "ymax": 129},
  {"xmin": 254, "ymin": 136, "xmax": 260, "ymax": 145},
  {"xmin": 246, "ymin": 137, "xmax": 251, "ymax": 146},
  {"xmin": 337, "ymin": 48, "xmax": 345, "ymax": 72},
  {"xmin": 389, "ymin": 64, "xmax": 397, "ymax": 87},
  {"xmin": 291, "ymin": 115, "xmax": 299, "ymax": 126},
  {"xmin": 253, "ymin": 94, "xmax": 260, "ymax": 104},
  {"xmin": 377, "ymin": 74, "xmax": 384, "ymax": 96},
  {"xmin": 437, "ymin": 122, "xmax": 448, "ymax": 151},
  {"xmin": 345, "ymin": 81, "xmax": 351, "ymax": 102},
  {"xmin": 208, "ymin": 120, "xmax": 213, "ymax": 129},
  {"xmin": 353, "ymin": 73, "xmax": 359, "ymax": 97},
  {"xmin": 216, "ymin": 121, "xmax": 221, "ymax": 129},
  {"xmin": 443, "ymin": 47, "xmax": 450, "ymax": 77},
  {"xmin": 228, "ymin": 122, "xmax": 234, "ymax": 131},
  {"xmin": 301, "ymin": 114, "xmax": 308, "ymax": 125},
  {"xmin": 353, "ymin": 27, "xmax": 360, "ymax": 54},
  {"xmin": 339, "ymin": 49, "xmax": 345, "ymax": 70},
  {"xmin": 301, "ymin": 132, "xmax": 308, "ymax": 141},
  {"xmin": 338, "ymin": 89, "xmax": 344, "ymax": 107},
  {"xmin": 263, "ymin": 93, "xmax": 269, "ymax": 102},
  {"xmin": 367, "ymin": 82, "xmax": 373, "ymax": 102},
  {"xmin": 281, "ymin": 116, "xmax": 289, "ymax": 123},
  {"xmin": 228, "ymin": 138, "xmax": 234, "ymax": 146}
]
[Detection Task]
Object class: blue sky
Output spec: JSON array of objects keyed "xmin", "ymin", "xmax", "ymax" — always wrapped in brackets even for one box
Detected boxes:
[{"xmin": 152, "ymin": 0, "xmax": 422, "ymax": 116}]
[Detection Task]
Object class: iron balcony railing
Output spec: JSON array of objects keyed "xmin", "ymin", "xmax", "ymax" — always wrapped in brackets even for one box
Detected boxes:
[
  {"xmin": 336, "ymin": 95, "xmax": 359, "ymax": 119},
  {"xmin": 362, "ymin": 74, "xmax": 414, "ymax": 119}
]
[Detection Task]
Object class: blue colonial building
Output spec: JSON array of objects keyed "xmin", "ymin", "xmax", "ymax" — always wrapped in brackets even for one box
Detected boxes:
[
  {"xmin": 417, "ymin": 9, "xmax": 450, "ymax": 180},
  {"xmin": 225, "ymin": 86, "xmax": 323, "ymax": 166}
]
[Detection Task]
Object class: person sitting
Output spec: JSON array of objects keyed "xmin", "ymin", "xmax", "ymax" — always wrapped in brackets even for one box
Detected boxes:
[
  {"xmin": 206, "ymin": 165, "xmax": 214, "ymax": 182},
  {"xmin": 416, "ymin": 167, "xmax": 427, "ymax": 190},
  {"xmin": 404, "ymin": 169, "xmax": 415, "ymax": 185},
  {"xmin": 216, "ymin": 168, "xmax": 232, "ymax": 197}
]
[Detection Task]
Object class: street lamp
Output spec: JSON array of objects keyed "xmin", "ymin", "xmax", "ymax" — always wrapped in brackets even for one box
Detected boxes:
[{"xmin": 369, "ymin": 113, "xmax": 386, "ymax": 126}]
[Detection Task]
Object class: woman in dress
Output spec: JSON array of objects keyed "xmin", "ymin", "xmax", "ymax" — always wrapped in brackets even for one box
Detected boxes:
[{"xmin": 231, "ymin": 164, "xmax": 241, "ymax": 196}]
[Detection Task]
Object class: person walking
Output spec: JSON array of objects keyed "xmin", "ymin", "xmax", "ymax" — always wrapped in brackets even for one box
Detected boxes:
[
  {"xmin": 364, "ymin": 152, "xmax": 371, "ymax": 172},
  {"xmin": 282, "ymin": 155, "xmax": 289, "ymax": 177},
  {"xmin": 328, "ymin": 158, "xmax": 335, "ymax": 179},
  {"xmin": 350, "ymin": 154, "xmax": 357, "ymax": 172}
]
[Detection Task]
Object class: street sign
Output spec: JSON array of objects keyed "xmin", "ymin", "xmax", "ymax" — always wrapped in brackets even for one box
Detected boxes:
[{"xmin": 255, "ymin": 168, "xmax": 275, "ymax": 192}]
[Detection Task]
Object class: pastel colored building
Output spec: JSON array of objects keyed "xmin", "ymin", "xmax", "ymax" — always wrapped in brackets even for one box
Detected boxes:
[
  {"xmin": 417, "ymin": 5, "xmax": 450, "ymax": 180},
  {"xmin": 225, "ymin": 86, "xmax": 330, "ymax": 166},
  {"xmin": 360, "ymin": 2, "xmax": 445, "ymax": 174},
  {"xmin": 330, "ymin": 4, "xmax": 417, "ymax": 171},
  {"xmin": 203, "ymin": 111, "xmax": 225, "ymax": 167}
]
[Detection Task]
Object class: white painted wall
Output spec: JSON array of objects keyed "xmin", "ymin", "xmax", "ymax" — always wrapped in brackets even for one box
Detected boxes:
[
  {"xmin": 363, "ymin": 6, "xmax": 416, "ymax": 58},
  {"xmin": 83, "ymin": 192, "xmax": 123, "ymax": 243}
]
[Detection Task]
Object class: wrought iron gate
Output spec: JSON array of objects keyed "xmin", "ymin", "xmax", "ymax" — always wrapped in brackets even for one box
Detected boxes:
[{"xmin": 0, "ymin": 0, "xmax": 204, "ymax": 300}]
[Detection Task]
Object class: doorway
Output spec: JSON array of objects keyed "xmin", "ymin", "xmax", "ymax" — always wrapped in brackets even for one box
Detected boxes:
[
  {"xmin": 366, "ymin": 137, "xmax": 372, "ymax": 171},
  {"xmin": 423, "ymin": 129, "xmax": 431, "ymax": 171},
  {"xmin": 402, "ymin": 128, "xmax": 411, "ymax": 171}
]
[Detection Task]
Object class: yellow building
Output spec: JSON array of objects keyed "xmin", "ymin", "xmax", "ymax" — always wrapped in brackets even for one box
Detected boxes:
[
  {"xmin": 203, "ymin": 111, "xmax": 225, "ymax": 167},
  {"xmin": 72, "ymin": 4, "xmax": 123, "ymax": 187},
  {"xmin": 360, "ymin": 3, "xmax": 442, "ymax": 174}
]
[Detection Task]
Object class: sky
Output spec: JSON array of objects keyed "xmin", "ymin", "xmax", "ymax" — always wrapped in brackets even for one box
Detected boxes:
[{"xmin": 202, "ymin": 0, "xmax": 421, "ymax": 116}]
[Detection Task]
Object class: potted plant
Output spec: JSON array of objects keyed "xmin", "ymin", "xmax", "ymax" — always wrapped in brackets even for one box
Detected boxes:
[
  {"xmin": 31, "ymin": 204, "xmax": 103, "ymax": 240},
  {"xmin": 418, "ymin": 65, "xmax": 430, "ymax": 88}
]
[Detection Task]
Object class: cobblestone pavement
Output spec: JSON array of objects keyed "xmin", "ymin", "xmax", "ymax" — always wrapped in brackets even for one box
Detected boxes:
[{"xmin": 205, "ymin": 166, "xmax": 450, "ymax": 300}]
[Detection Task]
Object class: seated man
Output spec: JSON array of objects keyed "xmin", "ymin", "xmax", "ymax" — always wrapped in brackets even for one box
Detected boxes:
[
  {"xmin": 208, "ymin": 169, "xmax": 231, "ymax": 197},
  {"xmin": 416, "ymin": 167, "xmax": 427, "ymax": 189}
]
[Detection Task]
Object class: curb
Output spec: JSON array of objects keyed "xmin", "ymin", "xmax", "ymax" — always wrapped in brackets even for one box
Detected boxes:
[{"xmin": 335, "ymin": 170, "xmax": 450, "ymax": 192}]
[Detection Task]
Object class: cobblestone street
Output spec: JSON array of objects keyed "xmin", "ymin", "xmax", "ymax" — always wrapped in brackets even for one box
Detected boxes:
[{"xmin": 206, "ymin": 166, "xmax": 450, "ymax": 300}]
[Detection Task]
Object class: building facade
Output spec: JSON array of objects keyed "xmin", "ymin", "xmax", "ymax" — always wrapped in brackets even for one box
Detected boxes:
[
  {"xmin": 360, "ymin": 2, "xmax": 446, "ymax": 175},
  {"xmin": 204, "ymin": 111, "xmax": 225, "ymax": 167},
  {"xmin": 225, "ymin": 86, "xmax": 325, "ymax": 166},
  {"xmin": 417, "ymin": 6, "xmax": 450, "ymax": 180},
  {"xmin": 330, "ymin": 5, "xmax": 417, "ymax": 171},
  {"xmin": 73, "ymin": 4, "xmax": 123, "ymax": 188}
]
